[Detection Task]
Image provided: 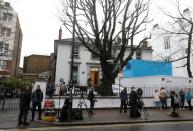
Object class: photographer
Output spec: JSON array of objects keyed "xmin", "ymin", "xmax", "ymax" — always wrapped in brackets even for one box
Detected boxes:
[
  {"xmin": 129, "ymin": 87, "xmax": 141, "ymax": 118},
  {"xmin": 87, "ymin": 87, "xmax": 96, "ymax": 115}
]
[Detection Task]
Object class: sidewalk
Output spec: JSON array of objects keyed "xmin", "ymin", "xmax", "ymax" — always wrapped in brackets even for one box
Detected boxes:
[
  {"xmin": 43, "ymin": 108, "xmax": 193, "ymax": 126},
  {"xmin": 1, "ymin": 108, "xmax": 193, "ymax": 129}
]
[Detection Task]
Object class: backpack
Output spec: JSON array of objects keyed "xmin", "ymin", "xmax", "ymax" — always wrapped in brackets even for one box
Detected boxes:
[{"xmin": 174, "ymin": 95, "xmax": 179, "ymax": 104}]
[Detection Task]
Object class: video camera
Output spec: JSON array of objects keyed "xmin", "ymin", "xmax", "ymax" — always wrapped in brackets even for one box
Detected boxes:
[{"xmin": 137, "ymin": 88, "xmax": 143, "ymax": 98}]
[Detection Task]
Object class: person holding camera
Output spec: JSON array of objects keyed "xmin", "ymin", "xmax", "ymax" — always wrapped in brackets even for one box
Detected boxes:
[
  {"xmin": 129, "ymin": 87, "xmax": 141, "ymax": 118},
  {"xmin": 87, "ymin": 87, "xmax": 96, "ymax": 115}
]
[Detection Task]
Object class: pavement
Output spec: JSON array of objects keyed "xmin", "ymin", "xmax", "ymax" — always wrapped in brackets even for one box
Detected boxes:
[{"xmin": 1, "ymin": 108, "xmax": 193, "ymax": 129}]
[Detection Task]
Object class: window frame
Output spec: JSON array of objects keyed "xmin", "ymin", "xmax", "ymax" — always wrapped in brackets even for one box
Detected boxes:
[{"xmin": 3, "ymin": 13, "xmax": 13, "ymax": 22}]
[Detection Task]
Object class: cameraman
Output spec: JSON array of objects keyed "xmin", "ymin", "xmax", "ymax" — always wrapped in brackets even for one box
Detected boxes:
[
  {"xmin": 129, "ymin": 87, "xmax": 141, "ymax": 118},
  {"xmin": 87, "ymin": 87, "xmax": 96, "ymax": 115}
]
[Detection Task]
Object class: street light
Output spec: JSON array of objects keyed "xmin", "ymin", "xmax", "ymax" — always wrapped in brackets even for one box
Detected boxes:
[
  {"xmin": 68, "ymin": 0, "xmax": 77, "ymax": 122},
  {"xmin": 57, "ymin": 78, "xmax": 64, "ymax": 120}
]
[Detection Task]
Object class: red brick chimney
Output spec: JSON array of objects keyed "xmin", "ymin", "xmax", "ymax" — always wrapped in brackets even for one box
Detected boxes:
[{"xmin": 59, "ymin": 27, "xmax": 62, "ymax": 40}]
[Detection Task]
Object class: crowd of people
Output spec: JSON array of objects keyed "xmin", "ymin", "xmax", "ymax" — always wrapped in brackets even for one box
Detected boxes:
[
  {"xmin": 17, "ymin": 84, "xmax": 193, "ymax": 126},
  {"xmin": 119, "ymin": 86, "xmax": 193, "ymax": 118},
  {"xmin": 153, "ymin": 87, "xmax": 192, "ymax": 116},
  {"xmin": 119, "ymin": 87, "xmax": 144, "ymax": 118}
]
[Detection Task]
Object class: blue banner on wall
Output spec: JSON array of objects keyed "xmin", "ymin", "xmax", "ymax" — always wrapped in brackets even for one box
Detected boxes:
[{"xmin": 123, "ymin": 59, "xmax": 172, "ymax": 77}]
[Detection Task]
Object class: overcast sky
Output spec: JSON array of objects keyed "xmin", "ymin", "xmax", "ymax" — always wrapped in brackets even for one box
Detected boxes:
[{"xmin": 7, "ymin": 0, "xmax": 193, "ymax": 67}]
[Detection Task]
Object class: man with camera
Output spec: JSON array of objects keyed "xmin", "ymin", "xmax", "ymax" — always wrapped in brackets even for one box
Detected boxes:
[{"xmin": 129, "ymin": 87, "xmax": 141, "ymax": 118}]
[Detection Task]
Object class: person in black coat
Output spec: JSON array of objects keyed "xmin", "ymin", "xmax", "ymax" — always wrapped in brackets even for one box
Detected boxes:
[
  {"xmin": 87, "ymin": 87, "xmax": 96, "ymax": 115},
  {"xmin": 129, "ymin": 87, "xmax": 141, "ymax": 118},
  {"xmin": 120, "ymin": 87, "xmax": 128, "ymax": 113},
  {"xmin": 31, "ymin": 85, "xmax": 43, "ymax": 121},
  {"xmin": 18, "ymin": 86, "xmax": 31, "ymax": 126},
  {"xmin": 170, "ymin": 90, "xmax": 179, "ymax": 117}
]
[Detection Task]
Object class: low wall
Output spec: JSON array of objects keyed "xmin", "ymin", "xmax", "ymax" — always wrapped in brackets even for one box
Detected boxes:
[{"xmin": 49, "ymin": 96, "xmax": 192, "ymax": 109}]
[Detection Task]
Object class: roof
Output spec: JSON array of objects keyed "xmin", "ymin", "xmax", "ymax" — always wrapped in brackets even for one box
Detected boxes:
[{"xmin": 54, "ymin": 38, "xmax": 153, "ymax": 51}]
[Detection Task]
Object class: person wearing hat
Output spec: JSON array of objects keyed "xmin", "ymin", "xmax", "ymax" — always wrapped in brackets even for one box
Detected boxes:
[
  {"xmin": 87, "ymin": 87, "xmax": 96, "ymax": 115},
  {"xmin": 18, "ymin": 86, "xmax": 31, "ymax": 127},
  {"xmin": 31, "ymin": 85, "xmax": 43, "ymax": 121}
]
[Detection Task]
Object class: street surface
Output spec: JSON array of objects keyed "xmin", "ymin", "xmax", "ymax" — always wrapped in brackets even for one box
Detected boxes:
[{"xmin": 7, "ymin": 121, "xmax": 193, "ymax": 131}]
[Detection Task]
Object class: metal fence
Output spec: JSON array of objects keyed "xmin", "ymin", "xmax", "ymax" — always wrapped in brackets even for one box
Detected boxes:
[
  {"xmin": 0, "ymin": 96, "xmax": 19, "ymax": 110},
  {"xmin": 124, "ymin": 85, "xmax": 193, "ymax": 98}
]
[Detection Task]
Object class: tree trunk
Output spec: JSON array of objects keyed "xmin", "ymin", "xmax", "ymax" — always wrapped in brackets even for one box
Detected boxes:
[
  {"xmin": 187, "ymin": 24, "xmax": 193, "ymax": 77},
  {"xmin": 101, "ymin": 74, "xmax": 114, "ymax": 96}
]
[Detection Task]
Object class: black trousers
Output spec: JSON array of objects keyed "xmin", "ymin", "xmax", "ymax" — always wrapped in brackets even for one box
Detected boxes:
[
  {"xmin": 32, "ymin": 102, "xmax": 42, "ymax": 120},
  {"xmin": 187, "ymin": 100, "xmax": 192, "ymax": 111},
  {"xmin": 89, "ymin": 100, "xmax": 95, "ymax": 113},
  {"xmin": 180, "ymin": 98, "xmax": 185, "ymax": 108},
  {"xmin": 130, "ymin": 104, "xmax": 140, "ymax": 118},
  {"xmin": 120, "ymin": 100, "xmax": 127, "ymax": 113},
  {"xmin": 160, "ymin": 97, "xmax": 167, "ymax": 109},
  {"xmin": 18, "ymin": 108, "xmax": 28, "ymax": 124}
]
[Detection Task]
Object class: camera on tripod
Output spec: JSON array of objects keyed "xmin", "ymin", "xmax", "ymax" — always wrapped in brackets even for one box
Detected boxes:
[{"xmin": 137, "ymin": 88, "xmax": 143, "ymax": 98}]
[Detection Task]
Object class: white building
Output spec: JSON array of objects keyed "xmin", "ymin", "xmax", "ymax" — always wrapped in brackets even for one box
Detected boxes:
[
  {"xmin": 54, "ymin": 30, "xmax": 153, "ymax": 87},
  {"xmin": 150, "ymin": 9, "xmax": 193, "ymax": 77},
  {"xmin": 0, "ymin": 0, "xmax": 23, "ymax": 78}
]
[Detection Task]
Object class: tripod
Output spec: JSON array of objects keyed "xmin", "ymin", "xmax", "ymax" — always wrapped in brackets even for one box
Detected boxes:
[
  {"xmin": 77, "ymin": 93, "xmax": 91, "ymax": 118},
  {"xmin": 139, "ymin": 98, "xmax": 148, "ymax": 121}
]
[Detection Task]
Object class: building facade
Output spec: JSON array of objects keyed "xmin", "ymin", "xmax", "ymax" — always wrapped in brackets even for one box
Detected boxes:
[
  {"xmin": 23, "ymin": 54, "xmax": 51, "ymax": 81},
  {"xmin": 54, "ymin": 38, "xmax": 153, "ymax": 88},
  {"xmin": 150, "ymin": 9, "xmax": 193, "ymax": 77},
  {"xmin": 0, "ymin": 0, "xmax": 23, "ymax": 78}
]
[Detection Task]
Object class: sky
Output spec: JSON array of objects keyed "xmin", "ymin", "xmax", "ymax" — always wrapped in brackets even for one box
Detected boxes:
[{"xmin": 6, "ymin": 0, "xmax": 193, "ymax": 67}]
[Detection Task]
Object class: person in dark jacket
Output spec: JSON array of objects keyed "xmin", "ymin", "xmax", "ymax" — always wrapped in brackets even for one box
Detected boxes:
[
  {"xmin": 87, "ymin": 87, "xmax": 96, "ymax": 115},
  {"xmin": 129, "ymin": 87, "xmax": 141, "ymax": 118},
  {"xmin": 179, "ymin": 89, "xmax": 185, "ymax": 109},
  {"xmin": 120, "ymin": 87, "xmax": 128, "ymax": 113},
  {"xmin": 170, "ymin": 90, "xmax": 179, "ymax": 117},
  {"xmin": 186, "ymin": 90, "xmax": 192, "ymax": 111},
  {"xmin": 18, "ymin": 86, "xmax": 31, "ymax": 126},
  {"xmin": 31, "ymin": 85, "xmax": 43, "ymax": 121}
]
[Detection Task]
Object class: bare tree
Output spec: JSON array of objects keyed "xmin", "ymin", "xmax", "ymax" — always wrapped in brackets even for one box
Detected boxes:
[
  {"xmin": 59, "ymin": 0, "xmax": 151, "ymax": 95},
  {"xmin": 157, "ymin": 0, "xmax": 193, "ymax": 77}
]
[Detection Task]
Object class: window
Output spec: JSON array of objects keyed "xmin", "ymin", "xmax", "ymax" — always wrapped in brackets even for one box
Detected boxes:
[
  {"xmin": 4, "ymin": 44, "xmax": 9, "ymax": 54},
  {"xmin": 0, "ymin": 43, "xmax": 3, "ymax": 53},
  {"xmin": 3, "ymin": 13, "xmax": 13, "ymax": 22},
  {"xmin": 136, "ymin": 49, "xmax": 142, "ymax": 60},
  {"xmin": 0, "ymin": 43, "xmax": 9, "ymax": 54},
  {"xmin": 2, "ymin": 61, "xmax": 7, "ymax": 70},
  {"xmin": 72, "ymin": 65, "xmax": 79, "ymax": 84},
  {"xmin": 164, "ymin": 36, "xmax": 170, "ymax": 49},
  {"xmin": 1, "ymin": 28, "xmax": 11, "ymax": 37},
  {"xmin": 164, "ymin": 57, "xmax": 171, "ymax": 62},
  {"xmin": 0, "ymin": 60, "xmax": 7, "ymax": 70},
  {"xmin": 73, "ymin": 47, "xmax": 79, "ymax": 58}
]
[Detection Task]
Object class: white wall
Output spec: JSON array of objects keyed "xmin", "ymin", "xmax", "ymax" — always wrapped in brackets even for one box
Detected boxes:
[{"xmin": 55, "ymin": 44, "xmax": 71, "ymax": 86}]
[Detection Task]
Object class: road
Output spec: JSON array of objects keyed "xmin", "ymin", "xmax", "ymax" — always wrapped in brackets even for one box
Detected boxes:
[{"xmin": 7, "ymin": 121, "xmax": 193, "ymax": 131}]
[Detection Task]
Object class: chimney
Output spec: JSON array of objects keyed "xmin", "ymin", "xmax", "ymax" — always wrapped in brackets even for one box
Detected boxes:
[
  {"xmin": 142, "ymin": 40, "xmax": 148, "ymax": 48},
  {"xmin": 58, "ymin": 27, "xmax": 62, "ymax": 40}
]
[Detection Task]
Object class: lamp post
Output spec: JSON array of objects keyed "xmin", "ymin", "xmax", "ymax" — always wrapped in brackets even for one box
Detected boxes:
[
  {"xmin": 68, "ymin": 0, "xmax": 77, "ymax": 122},
  {"xmin": 57, "ymin": 78, "xmax": 64, "ymax": 120}
]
